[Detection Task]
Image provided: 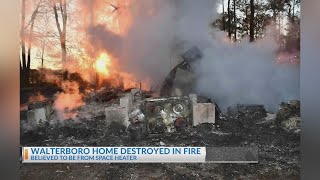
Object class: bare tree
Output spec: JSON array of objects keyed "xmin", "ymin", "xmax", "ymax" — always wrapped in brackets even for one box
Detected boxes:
[
  {"xmin": 20, "ymin": 0, "xmax": 42, "ymax": 86},
  {"xmin": 228, "ymin": 0, "xmax": 232, "ymax": 38},
  {"xmin": 245, "ymin": 0, "xmax": 248, "ymax": 35},
  {"xmin": 39, "ymin": 37, "xmax": 46, "ymax": 68},
  {"xmin": 52, "ymin": 0, "xmax": 67, "ymax": 62},
  {"xmin": 249, "ymin": 0, "xmax": 255, "ymax": 42},
  {"xmin": 27, "ymin": 1, "xmax": 41, "ymax": 78},
  {"xmin": 222, "ymin": 0, "xmax": 225, "ymax": 31},
  {"xmin": 20, "ymin": 0, "xmax": 27, "ymax": 86},
  {"xmin": 233, "ymin": 0, "xmax": 237, "ymax": 41},
  {"xmin": 291, "ymin": 0, "xmax": 297, "ymax": 23},
  {"xmin": 37, "ymin": 6, "xmax": 51, "ymax": 68}
]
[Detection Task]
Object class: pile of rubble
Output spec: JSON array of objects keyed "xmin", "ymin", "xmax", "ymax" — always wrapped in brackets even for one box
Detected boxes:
[
  {"xmin": 20, "ymin": 97, "xmax": 300, "ymax": 179},
  {"xmin": 276, "ymin": 100, "xmax": 300, "ymax": 132},
  {"xmin": 21, "ymin": 85, "xmax": 218, "ymax": 142},
  {"xmin": 19, "ymin": 45, "xmax": 300, "ymax": 179},
  {"xmin": 20, "ymin": 83, "xmax": 301, "ymax": 145}
]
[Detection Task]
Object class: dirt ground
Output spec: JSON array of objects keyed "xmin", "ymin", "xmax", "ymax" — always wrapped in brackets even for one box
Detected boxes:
[{"xmin": 20, "ymin": 101, "xmax": 300, "ymax": 180}]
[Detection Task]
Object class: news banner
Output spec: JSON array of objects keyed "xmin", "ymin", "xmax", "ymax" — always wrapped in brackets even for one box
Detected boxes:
[{"xmin": 21, "ymin": 146, "xmax": 258, "ymax": 163}]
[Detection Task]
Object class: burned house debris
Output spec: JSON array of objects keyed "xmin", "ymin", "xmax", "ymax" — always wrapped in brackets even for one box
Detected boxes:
[
  {"xmin": 276, "ymin": 100, "xmax": 300, "ymax": 131},
  {"xmin": 160, "ymin": 46, "xmax": 224, "ymax": 120},
  {"xmin": 102, "ymin": 89, "xmax": 216, "ymax": 140},
  {"xmin": 20, "ymin": 89, "xmax": 300, "ymax": 179},
  {"xmin": 21, "ymin": 45, "xmax": 300, "ymax": 141},
  {"xmin": 144, "ymin": 97, "xmax": 193, "ymax": 133},
  {"xmin": 160, "ymin": 46, "xmax": 202, "ymax": 97},
  {"xmin": 20, "ymin": 48, "xmax": 300, "ymax": 179},
  {"xmin": 20, "ymin": 89, "xmax": 301, "ymax": 179},
  {"xmin": 25, "ymin": 99, "xmax": 53, "ymax": 130},
  {"xmin": 18, "ymin": 0, "xmax": 302, "ymax": 177}
]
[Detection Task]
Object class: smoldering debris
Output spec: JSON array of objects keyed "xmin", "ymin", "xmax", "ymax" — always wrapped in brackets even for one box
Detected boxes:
[
  {"xmin": 20, "ymin": 95, "xmax": 300, "ymax": 179},
  {"xmin": 21, "ymin": 44, "xmax": 300, "ymax": 179},
  {"xmin": 88, "ymin": 88, "xmax": 124, "ymax": 102},
  {"xmin": 53, "ymin": 81, "xmax": 85, "ymax": 122},
  {"xmin": 20, "ymin": 0, "xmax": 300, "ymax": 178},
  {"xmin": 276, "ymin": 100, "xmax": 300, "ymax": 131},
  {"xmin": 20, "ymin": 52, "xmax": 300, "ymax": 179},
  {"xmin": 226, "ymin": 104, "xmax": 267, "ymax": 120}
]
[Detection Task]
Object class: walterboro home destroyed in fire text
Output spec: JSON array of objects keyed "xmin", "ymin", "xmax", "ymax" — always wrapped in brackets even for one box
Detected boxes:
[{"xmin": 20, "ymin": 0, "xmax": 300, "ymax": 179}]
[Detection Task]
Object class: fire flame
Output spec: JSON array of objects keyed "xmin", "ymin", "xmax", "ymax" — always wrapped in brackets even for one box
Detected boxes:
[
  {"xmin": 72, "ymin": 1, "xmax": 151, "ymax": 91},
  {"xmin": 95, "ymin": 53, "xmax": 111, "ymax": 76}
]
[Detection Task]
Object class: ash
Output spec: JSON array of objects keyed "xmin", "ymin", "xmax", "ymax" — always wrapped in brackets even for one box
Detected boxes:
[{"xmin": 20, "ymin": 90, "xmax": 300, "ymax": 179}]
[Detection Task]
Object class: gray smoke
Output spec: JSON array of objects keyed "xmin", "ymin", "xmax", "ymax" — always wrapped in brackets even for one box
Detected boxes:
[
  {"xmin": 194, "ymin": 37, "xmax": 300, "ymax": 112},
  {"xmin": 87, "ymin": 25, "xmax": 123, "ymax": 58},
  {"xmin": 86, "ymin": 0, "xmax": 299, "ymax": 112}
]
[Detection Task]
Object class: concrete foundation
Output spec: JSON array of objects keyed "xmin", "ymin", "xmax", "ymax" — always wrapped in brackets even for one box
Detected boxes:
[
  {"xmin": 120, "ymin": 96, "xmax": 131, "ymax": 111},
  {"xmin": 105, "ymin": 106, "xmax": 129, "ymax": 127},
  {"xmin": 189, "ymin": 94, "xmax": 197, "ymax": 104},
  {"xmin": 27, "ymin": 108, "xmax": 47, "ymax": 129},
  {"xmin": 44, "ymin": 104, "xmax": 53, "ymax": 120},
  {"xmin": 192, "ymin": 103, "xmax": 215, "ymax": 126}
]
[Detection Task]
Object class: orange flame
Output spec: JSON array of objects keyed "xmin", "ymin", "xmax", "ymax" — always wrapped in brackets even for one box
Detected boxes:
[{"xmin": 95, "ymin": 53, "xmax": 111, "ymax": 76}]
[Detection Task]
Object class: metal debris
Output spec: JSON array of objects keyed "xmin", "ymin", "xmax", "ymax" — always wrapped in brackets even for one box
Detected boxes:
[
  {"xmin": 160, "ymin": 46, "xmax": 202, "ymax": 97},
  {"xmin": 144, "ymin": 96, "xmax": 193, "ymax": 133},
  {"xmin": 21, "ymin": 98, "xmax": 300, "ymax": 179}
]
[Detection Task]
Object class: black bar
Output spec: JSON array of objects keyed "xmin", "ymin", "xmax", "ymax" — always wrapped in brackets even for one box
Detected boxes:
[{"xmin": 205, "ymin": 147, "xmax": 258, "ymax": 163}]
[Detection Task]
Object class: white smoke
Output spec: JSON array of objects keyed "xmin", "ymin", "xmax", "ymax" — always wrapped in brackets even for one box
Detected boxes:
[
  {"xmin": 53, "ymin": 81, "xmax": 85, "ymax": 121},
  {"xmin": 194, "ymin": 36, "xmax": 300, "ymax": 112},
  {"xmin": 86, "ymin": 0, "xmax": 299, "ymax": 112},
  {"xmin": 171, "ymin": 0, "xmax": 299, "ymax": 112}
]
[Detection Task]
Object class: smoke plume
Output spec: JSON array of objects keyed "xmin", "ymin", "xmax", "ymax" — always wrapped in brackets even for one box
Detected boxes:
[
  {"xmin": 82, "ymin": 0, "xmax": 299, "ymax": 112},
  {"xmin": 53, "ymin": 81, "xmax": 85, "ymax": 121}
]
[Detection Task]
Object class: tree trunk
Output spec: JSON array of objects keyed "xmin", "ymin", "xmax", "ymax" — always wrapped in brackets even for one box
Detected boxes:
[
  {"xmin": 20, "ymin": 0, "xmax": 27, "ymax": 87},
  {"xmin": 245, "ymin": 0, "xmax": 248, "ymax": 35},
  {"xmin": 228, "ymin": 0, "xmax": 231, "ymax": 38},
  {"xmin": 292, "ymin": 0, "xmax": 295, "ymax": 23},
  {"xmin": 272, "ymin": 9, "xmax": 279, "ymax": 42},
  {"xmin": 287, "ymin": 2, "xmax": 292, "ymax": 22},
  {"xmin": 273, "ymin": 9, "xmax": 277, "ymax": 25},
  {"xmin": 53, "ymin": 0, "xmax": 67, "ymax": 62},
  {"xmin": 61, "ymin": 39, "xmax": 66, "ymax": 62},
  {"xmin": 41, "ymin": 41, "xmax": 45, "ymax": 68},
  {"xmin": 233, "ymin": 0, "xmax": 236, "ymax": 41},
  {"xmin": 249, "ymin": 0, "xmax": 254, "ymax": 42},
  {"xmin": 279, "ymin": 11, "xmax": 282, "ymax": 39},
  {"xmin": 61, "ymin": 0, "xmax": 67, "ymax": 62},
  {"xmin": 222, "ymin": 0, "xmax": 225, "ymax": 31},
  {"xmin": 26, "ymin": 3, "xmax": 40, "ymax": 85},
  {"xmin": 286, "ymin": 1, "xmax": 292, "ymax": 51}
]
